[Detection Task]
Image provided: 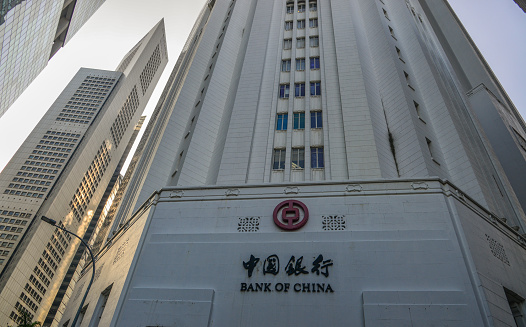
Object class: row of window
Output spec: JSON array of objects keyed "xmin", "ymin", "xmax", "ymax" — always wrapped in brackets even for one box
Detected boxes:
[
  {"xmin": 281, "ymin": 57, "xmax": 320, "ymax": 72},
  {"xmin": 19, "ymin": 167, "xmax": 59, "ymax": 174},
  {"xmin": 286, "ymin": 1, "xmax": 317, "ymax": 13},
  {"xmin": 15, "ymin": 172, "xmax": 55, "ymax": 181},
  {"xmin": 1, "ymin": 218, "xmax": 28, "ymax": 224},
  {"xmin": 0, "ymin": 225, "xmax": 23, "ymax": 232},
  {"xmin": 279, "ymin": 82, "xmax": 321, "ymax": 98},
  {"xmin": 39, "ymin": 140, "xmax": 75, "ymax": 147},
  {"xmin": 12, "ymin": 178, "xmax": 51, "ymax": 186},
  {"xmin": 284, "ymin": 36, "xmax": 319, "ymax": 49},
  {"xmin": 276, "ymin": 112, "xmax": 323, "ymax": 130},
  {"xmin": 0, "ymin": 242, "xmax": 14, "ymax": 248},
  {"xmin": 46, "ymin": 131, "xmax": 80, "ymax": 137},
  {"xmin": 27, "ymin": 155, "xmax": 65, "ymax": 163},
  {"xmin": 31, "ymin": 150, "xmax": 69, "ymax": 158},
  {"xmin": 23, "ymin": 161, "xmax": 62, "ymax": 169},
  {"xmin": 0, "ymin": 234, "xmax": 18, "ymax": 242},
  {"xmin": 35, "ymin": 145, "xmax": 72, "ymax": 153},
  {"xmin": 0, "ymin": 211, "xmax": 31, "ymax": 218},
  {"xmin": 273, "ymin": 147, "xmax": 324, "ymax": 170},
  {"xmin": 285, "ymin": 18, "xmax": 318, "ymax": 30},
  {"xmin": 7, "ymin": 184, "xmax": 48, "ymax": 193}
]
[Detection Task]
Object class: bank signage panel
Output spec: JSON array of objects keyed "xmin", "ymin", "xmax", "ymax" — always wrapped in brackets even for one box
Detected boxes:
[{"xmin": 241, "ymin": 253, "xmax": 334, "ymax": 293}]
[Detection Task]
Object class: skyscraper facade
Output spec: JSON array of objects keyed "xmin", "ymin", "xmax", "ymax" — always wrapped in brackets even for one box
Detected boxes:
[
  {"xmin": 61, "ymin": 0, "xmax": 526, "ymax": 326},
  {"xmin": 0, "ymin": 0, "xmax": 107, "ymax": 117},
  {"xmin": 514, "ymin": 0, "xmax": 526, "ymax": 12},
  {"xmin": 0, "ymin": 20, "xmax": 167, "ymax": 326}
]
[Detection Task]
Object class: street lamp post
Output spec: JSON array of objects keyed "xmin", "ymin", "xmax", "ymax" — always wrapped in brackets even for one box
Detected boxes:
[{"xmin": 41, "ymin": 216, "xmax": 96, "ymax": 327}]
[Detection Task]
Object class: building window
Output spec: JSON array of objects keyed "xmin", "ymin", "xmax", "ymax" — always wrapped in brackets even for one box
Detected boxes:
[
  {"xmin": 293, "ymin": 112, "xmax": 305, "ymax": 129},
  {"xmin": 296, "ymin": 58, "xmax": 306, "ymax": 71},
  {"xmin": 504, "ymin": 288, "xmax": 526, "ymax": 327},
  {"xmin": 291, "ymin": 148, "xmax": 305, "ymax": 169},
  {"xmin": 310, "ymin": 57, "xmax": 320, "ymax": 69},
  {"xmin": 426, "ymin": 137, "xmax": 439, "ymax": 164},
  {"xmin": 389, "ymin": 26, "xmax": 396, "ymax": 39},
  {"xmin": 404, "ymin": 71, "xmax": 415, "ymax": 90},
  {"xmin": 309, "ymin": 18, "xmax": 318, "ymax": 28},
  {"xmin": 284, "ymin": 39, "xmax": 292, "ymax": 50},
  {"xmin": 295, "ymin": 83, "xmax": 306, "ymax": 97},
  {"xmin": 297, "ymin": 20, "xmax": 305, "ymax": 29},
  {"xmin": 279, "ymin": 84, "xmax": 290, "ymax": 98},
  {"xmin": 396, "ymin": 47, "xmax": 404, "ymax": 62},
  {"xmin": 414, "ymin": 101, "xmax": 424, "ymax": 121},
  {"xmin": 310, "ymin": 36, "xmax": 319, "ymax": 47},
  {"xmin": 310, "ymin": 82, "xmax": 321, "ymax": 96},
  {"xmin": 297, "ymin": 38, "xmax": 305, "ymax": 49},
  {"xmin": 285, "ymin": 21, "xmax": 293, "ymax": 31},
  {"xmin": 383, "ymin": 8, "xmax": 389, "ymax": 20},
  {"xmin": 287, "ymin": 3, "xmax": 294, "ymax": 14},
  {"xmin": 311, "ymin": 147, "xmax": 324, "ymax": 168},
  {"xmin": 282, "ymin": 59, "xmax": 291, "ymax": 72},
  {"xmin": 298, "ymin": 2, "xmax": 306, "ymax": 12},
  {"xmin": 276, "ymin": 114, "xmax": 288, "ymax": 131},
  {"xmin": 310, "ymin": 1, "xmax": 317, "ymax": 11},
  {"xmin": 273, "ymin": 149, "xmax": 286, "ymax": 170},
  {"xmin": 311, "ymin": 111, "xmax": 322, "ymax": 128},
  {"xmin": 513, "ymin": 128, "xmax": 526, "ymax": 152},
  {"xmin": 89, "ymin": 284, "xmax": 112, "ymax": 327}
]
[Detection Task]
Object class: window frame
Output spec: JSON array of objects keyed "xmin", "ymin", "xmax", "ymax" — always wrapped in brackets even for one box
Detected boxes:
[
  {"xmin": 293, "ymin": 112, "xmax": 306, "ymax": 129},
  {"xmin": 296, "ymin": 38, "xmax": 305, "ymax": 49},
  {"xmin": 276, "ymin": 113, "xmax": 289, "ymax": 131},
  {"xmin": 309, "ymin": 18, "xmax": 318, "ymax": 28},
  {"xmin": 310, "ymin": 81, "xmax": 321, "ymax": 96},
  {"xmin": 279, "ymin": 84, "xmax": 290, "ymax": 98},
  {"xmin": 310, "ymin": 36, "xmax": 319, "ymax": 47},
  {"xmin": 273, "ymin": 149, "xmax": 287, "ymax": 170},
  {"xmin": 283, "ymin": 38, "xmax": 292, "ymax": 50},
  {"xmin": 285, "ymin": 21, "xmax": 293, "ymax": 31},
  {"xmin": 296, "ymin": 58, "xmax": 306, "ymax": 71},
  {"xmin": 291, "ymin": 148, "xmax": 305, "ymax": 170},
  {"xmin": 281, "ymin": 59, "xmax": 291, "ymax": 72},
  {"xmin": 295, "ymin": 83, "xmax": 306, "ymax": 97},
  {"xmin": 310, "ymin": 111, "xmax": 322, "ymax": 128},
  {"xmin": 310, "ymin": 57, "xmax": 320, "ymax": 70},
  {"xmin": 297, "ymin": 20, "xmax": 306, "ymax": 29},
  {"xmin": 311, "ymin": 147, "xmax": 325, "ymax": 168}
]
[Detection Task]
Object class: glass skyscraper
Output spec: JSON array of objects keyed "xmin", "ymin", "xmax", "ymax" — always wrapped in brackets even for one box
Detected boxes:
[
  {"xmin": 0, "ymin": 20, "xmax": 167, "ymax": 326},
  {"xmin": 0, "ymin": 0, "xmax": 107, "ymax": 118}
]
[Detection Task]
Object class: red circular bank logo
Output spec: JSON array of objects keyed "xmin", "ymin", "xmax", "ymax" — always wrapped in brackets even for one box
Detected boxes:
[{"xmin": 273, "ymin": 200, "xmax": 309, "ymax": 231}]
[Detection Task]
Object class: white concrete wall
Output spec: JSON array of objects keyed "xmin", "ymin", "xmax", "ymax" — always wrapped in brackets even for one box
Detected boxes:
[{"xmin": 67, "ymin": 180, "xmax": 525, "ymax": 326}]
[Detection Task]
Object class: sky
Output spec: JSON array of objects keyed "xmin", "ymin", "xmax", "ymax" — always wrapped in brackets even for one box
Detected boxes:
[{"xmin": 0, "ymin": 0, "xmax": 525, "ymax": 173}]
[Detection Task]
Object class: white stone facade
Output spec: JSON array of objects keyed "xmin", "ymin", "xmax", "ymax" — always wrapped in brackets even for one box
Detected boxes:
[
  {"xmin": 60, "ymin": 0, "xmax": 526, "ymax": 326},
  {"xmin": 62, "ymin": 181, "xmax": 526, "ymax": 326}
]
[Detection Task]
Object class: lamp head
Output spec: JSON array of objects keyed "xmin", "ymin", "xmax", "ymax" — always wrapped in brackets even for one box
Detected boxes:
[{"xmin": 41, "ymin": 216, "xmax": 57, "ymax": 226}]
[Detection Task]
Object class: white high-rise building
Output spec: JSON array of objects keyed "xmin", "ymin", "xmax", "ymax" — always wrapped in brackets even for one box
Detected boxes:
[
  {"xmin": 0, "ymin": 20, "xmax": 167, "ymax": 326},
  {"xmin": 0, "ymin": 0, "xmax": 108, "ymax": 117},
  {"xmin": 61, "ymin": 1, "xmax": 526, "ymax": 326}
]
